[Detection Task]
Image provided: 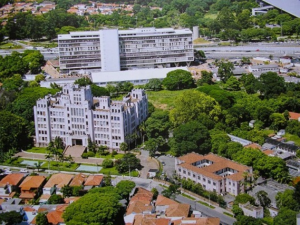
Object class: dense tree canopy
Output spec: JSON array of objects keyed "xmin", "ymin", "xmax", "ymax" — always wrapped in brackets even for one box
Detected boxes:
[
  {"xmin": 171, "ymin": 121, "xmax": 211, "ymax": 156},
  {"xmin": 63, "ymin": 187, "xmax": 124, "ymax": 225},
  {"xmin": 170, "ymin": 90, "xmax": 221, "ymax": 126},
  {"xmin": 162, "ymin": 69, "xmax": 195, "ymax": 90}
]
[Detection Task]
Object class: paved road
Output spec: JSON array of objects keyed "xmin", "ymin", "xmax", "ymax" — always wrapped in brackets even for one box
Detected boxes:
[
  {"xmin": 176, "ymin": 194, "xmax": 236, "ymax": 225},
  {"xmin": 137, "ymin": 150, "xmax": 159, "ymax": 178},
  {"xmin": 157, "ymin": 155, "xmax": 175, "ymax": 178}
]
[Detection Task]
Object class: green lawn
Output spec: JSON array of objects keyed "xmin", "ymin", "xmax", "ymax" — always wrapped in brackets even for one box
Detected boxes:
[
  {"xmin": 19, "ymin": 40, "xmax": 58, "ymax": 48},
  {"xmin": 198, "ymin": 200, "xmax": 215, "ymax": 209},
  {"xmin": 95, "ymin": 153, "xmax": 124, "ymax": 160},
  {"xmin": 223, "ymin": 212, "xmax": 234, "ymax": 217},
  {"xmin": 26, "ymin": 147, "xmax": 48, "ymax": 154},
  {"xmin": 193, "ymin": 38, "xmax": 211, "ymax": 44},
  {"xmin": 146, "ymin": 89, "xmax": 187, "ymax": 110},
  {"xmin": 181, "ymin": 193, "xmax": 196, "ymax": 200},
  {"xmin": 0, "ymin": 42, "xmax": 23, "ymax": 49},
  {"xmin": 204, "ymin": 13, "xmax": 218, "ymax": 19}
]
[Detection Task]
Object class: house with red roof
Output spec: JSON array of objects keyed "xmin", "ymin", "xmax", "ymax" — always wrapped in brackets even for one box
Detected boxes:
[
  {"xmin": 0, "ymin": 173, "xmax": 26, "ymax": 199},
  {"xmin": 289, "ymin": 112, "xmax": 300, "ymax": 121},
  {"xmin": 19, "ymin": 176, "xmax": 46, "ymax": 203}
]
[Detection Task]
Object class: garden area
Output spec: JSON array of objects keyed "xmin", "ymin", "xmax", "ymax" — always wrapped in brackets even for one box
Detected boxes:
[{"xmin": 0, "ymin": 42, "xmax": 22, "ymax": 49}]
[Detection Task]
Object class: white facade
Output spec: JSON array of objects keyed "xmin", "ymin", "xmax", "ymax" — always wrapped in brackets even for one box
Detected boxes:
[
  {"xmin": 58, "ymin": 27, "xmax": 194, "ymax": 73},
  {"xmin": 175, "ymin": 153, "xmax": 252, "ymax": 196},
  {"xmin": 34, "ymin": 84, "xmax": 148, "ymax": 150}
]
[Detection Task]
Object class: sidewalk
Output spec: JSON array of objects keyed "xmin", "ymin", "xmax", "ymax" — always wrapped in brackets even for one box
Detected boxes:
[{"xmin": 15, "ymin": 151, "xmax": 104, "ymax": 164}]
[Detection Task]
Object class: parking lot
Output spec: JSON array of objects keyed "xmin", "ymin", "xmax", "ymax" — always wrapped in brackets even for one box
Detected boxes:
[{"xmin": 157, "ymin": 155, "xmax": 175, "ymax": 178}]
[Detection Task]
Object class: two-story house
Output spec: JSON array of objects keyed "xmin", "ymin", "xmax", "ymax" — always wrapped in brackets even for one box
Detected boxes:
[
  {"xmin": 43, "ymin": 173, "xmax": 74, "ymax": 196},
  {"xmin": 0, "ymin": 174, "xmax": 26, "ymax": 199},
  {"xmin": 19, "ymin": 176, "xmax": 46, "ymax": 202}
]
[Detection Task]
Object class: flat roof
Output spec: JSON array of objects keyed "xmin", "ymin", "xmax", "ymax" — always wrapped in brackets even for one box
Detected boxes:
[
  {"xmin": 262, "ymin": 0, "xmax": 300, "ymax": 18},
  {"xmin": 91, "ymin": 67, "xmax": 188, "ymax": 83}
]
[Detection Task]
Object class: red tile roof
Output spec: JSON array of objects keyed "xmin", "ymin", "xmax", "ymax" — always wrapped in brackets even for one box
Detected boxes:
[
  {"xmin": 47, "ymin": 210, "xmax": 64, "ymax": 225},
  {"xmin": 165, "ymin": 203, "xmax": 190, "ymax": 217},
  {"xmin": 69, "ymin": 173, "xmax": 86, "ymax": 186},
  {"xmin": 289, "ymin": 112, "xmax": 300, "ymax": 120},
  {"xmin": 0, "ymin": 173, "xmax": 24, "ymax": 187},
  {"xmin": 155, "ymin": 195, "xmax": 177, "ymax": 206},
  {"xmin": 84, "ymin": 175, "xmax": 103, "ymax": 186},
  {"xmin": 19, "ymin": 176, "xmax": 46, "ymax": 190},
  {"xmin": 44, "ymin": 173, "xmax": 73, "ymax": 188}
]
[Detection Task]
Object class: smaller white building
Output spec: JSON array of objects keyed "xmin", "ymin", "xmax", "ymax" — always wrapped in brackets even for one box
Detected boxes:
[{"xmin": 239, "ymin": 202, "xmax": 264, "ymax": 219}]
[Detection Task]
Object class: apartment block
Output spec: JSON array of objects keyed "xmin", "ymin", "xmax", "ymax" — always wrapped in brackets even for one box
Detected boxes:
[
  {"xmin": 34, "ymin": 84, "xmax": 148, "ymax": 150},
  {"xmin": 58, "ymin": 27, "xmax": 193, "ymax": 73},
  {"xmin": 175, "ymin": 153, "xmax": 253, "ymax": 196}
]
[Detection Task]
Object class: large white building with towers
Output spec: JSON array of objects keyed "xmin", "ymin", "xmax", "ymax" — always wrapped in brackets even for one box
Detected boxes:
[
  {"xmin": 58, "ymin": 27, "xmax": 194, "ymax": 73},
  {"xmin": 34, "ymin": 84, "xmax": 148, "ymax": 150}
]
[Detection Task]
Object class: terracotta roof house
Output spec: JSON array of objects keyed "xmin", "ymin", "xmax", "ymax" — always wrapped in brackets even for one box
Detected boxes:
[
  {"xmin": 69, "ymin": 173, "xmax": 86, "ymax": 187},
  {"xmin": 173, "ymin": 218, "xmax": 220, "ymax": 225},
  {"xmin": 46, "ymin": 205, "xmax": 67, "ymax": 225},
  {"xmin": 289, "ymin": 112, "xmax": 300, "ymax": 121},
  {"xmin": 19, "ymin": 176, "xmax": 46, "ymax": 202},
  {"xmin": 39, "ymin": 194, "xmax": 51, "ymax": 204},
  {"xmin": 165, "ymin": 203, "xmax": 190, "ymax": 218},
  {"xmin": 43, "ymin": 173, "xmax": 74, "ymax": 195},
  {"xmin": 126, "ymin": 200, "xmax": 153, "ymax": 215},
  {"xmin": 130, "ymin": 187, "xmax": 153, "ymax": 205},
  {"xmin": 0, "ymin": 173, "xmax": 26, "ymax": 199},
  {"xmin": 133, "ymin": 215, "xmax": 171, "ymax": 225},
  {"xmin": 83, "ymin": 175, "xmax": 103, "ymax": 190},
  {"xmin": 176, "ymin": 153, "xmax": 252, "ymax": 196}
]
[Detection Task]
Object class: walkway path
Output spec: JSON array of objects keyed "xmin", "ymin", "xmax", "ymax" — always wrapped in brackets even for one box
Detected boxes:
[
  {"xmin": 15, "ymin": 151, "xmax": 104, "ymax": 164},
  {"xmin": 137, "ymin": 150, "xmax": 159, "ymax": 178}
]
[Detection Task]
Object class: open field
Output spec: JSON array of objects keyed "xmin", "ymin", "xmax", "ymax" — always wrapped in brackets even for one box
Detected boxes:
[
  {"xmin": 0, "ymin": 42, "xmax": 22, "ymax": 49},
  {"xmin": 19, "ymin": 40, "xmax": 57, "ymax": 48},
  {"xmin": 146, "ymin": 89, "xmax": 186, "ymax": 110}
]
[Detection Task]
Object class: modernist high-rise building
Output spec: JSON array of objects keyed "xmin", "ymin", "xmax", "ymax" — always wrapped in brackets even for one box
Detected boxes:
[
  {"xmin": 58, "ymin": 27, "xmax": 194, "ymax": 73},
  {"xmin": 34, "ymin": 84, "xmax": 148, "ymax": 150}
]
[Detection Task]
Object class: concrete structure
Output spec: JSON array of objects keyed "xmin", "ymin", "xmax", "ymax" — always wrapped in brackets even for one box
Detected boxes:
[
  {"xmin": 192, "ymin": 26, "xmax": 199, "ymax": 41},
  {"xmin": 255, "ymin": 0, "xmax": 300, "ymax": 18},
  {"xmin": 175, "ymin": 153, "xmax": 253, "ymax": 196},
  {"xmin": 239, "ymin": 202, "xmax": 264, "ymax": 218},
  {"xmin": 91, "ymin": 67, "xmax": 188, "ymax": 87},
  {"xmin": 58, "ymin": 27, "xmax": 193, "ymax": 73},
  {"xmin": 34, "ymin": 84, "xmax": 148, "ymax": 150}
]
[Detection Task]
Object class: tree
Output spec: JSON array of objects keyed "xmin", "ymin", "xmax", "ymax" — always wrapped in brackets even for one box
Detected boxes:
[
  {"xmin": 145, "ymin": 79, "xmax": 163, "ymax": 91},
  {"xmin": 104, "ymin": 175, "xmax": 112, "ymax": 187},
  {"xmin": 258, "ymin": 72, "xmax": 286, "ymax": 99},
  {"xmin": 234, "ymin": 193, "xmax": 255, "ymax": 205},
  {"xmin": 255, "ymin": 106, "xmax": 273, "ymax": 127},
  {"xmin": 151, "ymin": 188, "xmax": 158, "ymax": 200},
  {"xmin": 274, "ymin": 208, "xmax": 297, "ymax": 225},
  {"xmin": 145, "ymin": 110, "xmax": 170, "ymax": 139},
  {"xmin": 2, "ymin": 74, "xmax": 24, "ymax": 91},
  {"xmin": 224, "ymin": 76, "xmax": 240, "ymax": 91},
  {"xmin": 162, "ymin": 69, "xmax": 195, "ymax": 90},
  {"xmin": 0, "ymin": 211, "xmax": 23, "ymax": 225},
  {"xmin": 91, "ymin": 84, "xmax": 109, "ymax": 97},
  {"xmin": 102, "ymin": 159, "xmax": 113, "ymax": 169},
  {"xmin": 255, "ymin": 190, "xmax": 271, "ymax": 208},
  {"xmin": 172, "ymin": 121, "xmax": 211, "ymax": 156},
  {"xmin": 116, "ymin": 180, "xmax": 136, "ymax": 200},
  {"xmin": 63, "ymin": 187, "xmax": 123, "ymax": 225},
  {"xmin": 270, "ymin": 113, "xmax": 287, "ymax": 131},
  {"xmin": 34, "ymin": 161, "xmax": 43, "ymax": 172},
  {"xmin": 61, "ymin": 185, "xmax": 73, "ymax": 198},
  {"xmin": 162, "ymin": 184, "xmax": 180, "ymax": 199},
  {"xmin": 197, "ymin": 71, "xmax": 213, "ymax": 86},
  {"xmin": 0, "ymin": 111, "xmax": 31, "ymax": 154},
  {"xmin": 74, "ymin": 77, "xmax": 93, "ymax": 87},
  {"xmin": 120, "ymin": 142, "xmax": 128, "ymax": 153},
  {"xmin": 115, "ymin": 153, "xmax": 141, "ymax": 173},
  {"xmin": 276, "ymin": 189, "xmax": 299, "ymax": 211},
  {"xmin": 217, "ymin": 61, "xmax": 234, "ymax": 83},
  {"xmin": 36, "ymin": 212, "xmax": 49, "ymax": 225},
  {"xmin": 48, "ymin": 194, "xmax": 64, "ymax": 204},
  {"xmin": 170, "ymin": 90, "xmax": 221, "ymax": 126}
]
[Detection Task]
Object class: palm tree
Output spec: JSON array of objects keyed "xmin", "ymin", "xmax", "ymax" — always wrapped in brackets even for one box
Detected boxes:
[
  {"xmin": 138, "ymin": 122, "xmax": 146, "ymax": 144},
  {"xmin": 34, "ymin": 161, "xmax": 43, "ymax": 172}
]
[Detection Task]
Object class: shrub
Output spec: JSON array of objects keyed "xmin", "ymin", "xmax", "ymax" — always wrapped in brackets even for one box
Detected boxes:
[
  {"xmin": 102, "ymin": 159, "xmax": 113, "ymax": 168},
  {"xmin": 82, "ymin": 151, "xmax": 95, "ymax": 158}
]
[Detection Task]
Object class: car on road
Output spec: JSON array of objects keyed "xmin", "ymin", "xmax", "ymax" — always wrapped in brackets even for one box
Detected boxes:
[{"xmin": 20, "ymin": 168, "xmax": 28, "ymax": 173}]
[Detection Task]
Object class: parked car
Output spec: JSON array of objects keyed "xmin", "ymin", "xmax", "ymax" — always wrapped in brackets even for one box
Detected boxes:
[
  {"xmin": 4, "ymin": 169, "xmax": 12, "ymax": 175},
  {"xmin": 20, "ymin": 168, "xmax": 28, "ymax": 173}
]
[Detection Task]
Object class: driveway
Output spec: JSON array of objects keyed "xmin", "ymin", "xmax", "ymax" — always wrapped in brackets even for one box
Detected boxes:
[
  {"xmin": 137, "ymin": 150, "xmax": 159, "ymax": 178},
  {"xmin": 157, "ymin": 155, "xmax": 175, "ymax": 178}
]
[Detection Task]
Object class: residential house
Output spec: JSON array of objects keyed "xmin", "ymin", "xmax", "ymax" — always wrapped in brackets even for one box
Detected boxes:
[
  {"xmin": 46, "ymin": 205, "xmax": 67, "ymax": 225},
  {"xmin": 0, "ymin": 173, "xmax": 26, "ymax": 199},
  {"xmin": 126, "ymin": 187, "xmax": 154, "ymax": 216},
  {"xmin": 173, "ymin": 218, "xmax": 220, "ymax": 225},
  {"xmin": 69, "ymin": 173, "xmax": 86, "ymax": 187},
  {"xmin": 19, "ymin": 176, "xmax": 46, "ymax": 202},
  {"xmin": 83, "ymin": 175, "xmax": 103, "ymax": 190},
  {"xmin": 289, "ymin": 112, "xmax": 300, "ymax": 122},
  {"xmin": 239, "ymin": 202, "xmax": 264, "ymax": 218},
  {"xmin": 43, "ymin": 173, "xmax": 74, "ymax": 196},
  {"xmin": 175, "ymin": 153, "xmax": 253, "ymax": 196}
]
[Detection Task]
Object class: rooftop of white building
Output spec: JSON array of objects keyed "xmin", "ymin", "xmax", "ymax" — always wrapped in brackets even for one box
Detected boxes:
[
  {"xmin": 91, "ymin": 67, "xmax": 188, "ymax": 84},
  {"xmin": 261, "ymin": 0, "xmax": 300, "ymax": 18}
]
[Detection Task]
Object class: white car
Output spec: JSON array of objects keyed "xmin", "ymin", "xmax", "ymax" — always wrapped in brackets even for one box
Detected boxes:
[
  {"xmin": 3, "ymin": 170, "xmax": 12, "ymax": 175},
  {"xmin": 20, "ymin": 168, "xmax": 28, "ymax": 173}
]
